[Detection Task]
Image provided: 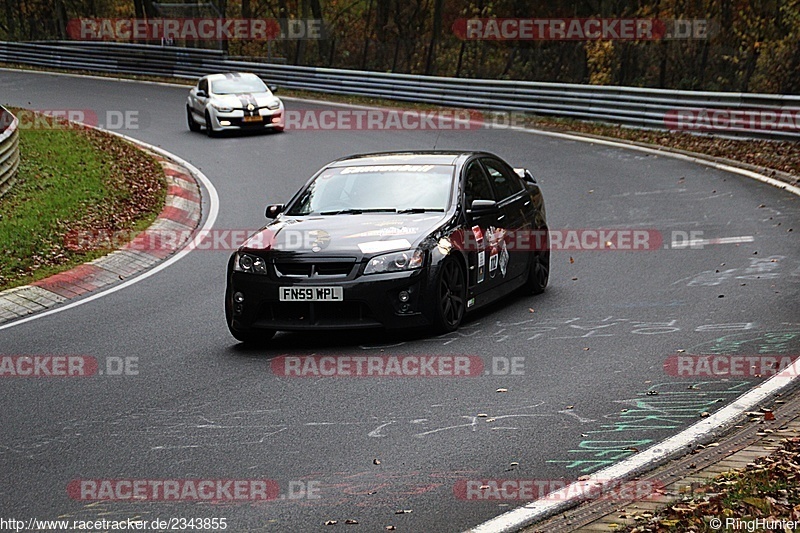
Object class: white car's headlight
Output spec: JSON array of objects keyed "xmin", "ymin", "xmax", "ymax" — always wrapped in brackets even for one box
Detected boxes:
[
  {"xmin": 234, "ymin": 253, "xmax": 268, "ymax": 274},
  {"xmin": 211, "ymin": 102, "xmax": 235, "ymax": 113},
  {"xmin": 266, "ymin": 101, "xmax": 281, "ymax": 110},
  {"xmin": 364, "ymin": 249, "xmax": 424, "ymax": 275}
]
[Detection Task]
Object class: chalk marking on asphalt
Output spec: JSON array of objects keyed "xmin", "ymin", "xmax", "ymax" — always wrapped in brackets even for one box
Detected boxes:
[
  {"xmin": 0, "ymin": 135, "xmax": 219, "ymax": 332},
  {"xmin": 671, "ymin": 235, "xmax": 755, "ymax": 248}
]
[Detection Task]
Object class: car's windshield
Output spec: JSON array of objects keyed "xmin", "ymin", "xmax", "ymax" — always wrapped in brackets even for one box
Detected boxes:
[
  {"xmin": 211, "ymin": 76, "xmax": 268, "ymax": 95},
  {"xmin": 287, "ymin": 165, "xmax": 454, "ymax": 215}
]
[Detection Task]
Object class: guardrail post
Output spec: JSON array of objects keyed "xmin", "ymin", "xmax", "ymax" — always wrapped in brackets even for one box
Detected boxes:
[{"xmin": 0, "ymin": 105, "xmax": 21, "ymax": 198}]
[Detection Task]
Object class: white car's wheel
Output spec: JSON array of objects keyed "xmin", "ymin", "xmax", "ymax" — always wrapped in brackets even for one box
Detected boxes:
[
  {"xmin": 187, "ymin": 106, "xmax": 200, "ymax": 132},
  {"xmin": 204, "ymin": 111, "xmax": 218, "ymax": 138}
]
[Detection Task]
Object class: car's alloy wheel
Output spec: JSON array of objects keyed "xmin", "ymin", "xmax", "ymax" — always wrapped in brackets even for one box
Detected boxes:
[
  {"xmin": 187, "ymin": 106, "xmax": 200, "ymax": 132},
  {"xmin": 434, "ymin": 259, "xmax": 466, "ymax": 332},
  {"xmin": 205, "ymin": 111, "xmax": 218, "ymax": 138}
]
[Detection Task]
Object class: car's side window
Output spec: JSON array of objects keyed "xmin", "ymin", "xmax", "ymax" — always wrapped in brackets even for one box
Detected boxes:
[
  {"xmin": 464, "ymin": 160, "xmax": 496, "ymax": 208},
  {"xmin": 482, "ymin": 159, "xmax": 524, "ymax": 200}
]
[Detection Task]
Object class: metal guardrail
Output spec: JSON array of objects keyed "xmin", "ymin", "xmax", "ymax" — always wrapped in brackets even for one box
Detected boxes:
[
  {"xmin": 0, "ymin": 105, "xmax": 20, "ymax": 198},
  {"xmin": 1, "ymin": 41, "xmax": 799, "ymax": 140}
]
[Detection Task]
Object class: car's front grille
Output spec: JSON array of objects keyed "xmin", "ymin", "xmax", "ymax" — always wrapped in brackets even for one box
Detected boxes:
[
  {"xmin": 273, "ymin": 260, "xmax": 356, "ymax": 278},
  {"xmin": 254, "ymin": 301, "xmax": 380, "ymax": 329}
]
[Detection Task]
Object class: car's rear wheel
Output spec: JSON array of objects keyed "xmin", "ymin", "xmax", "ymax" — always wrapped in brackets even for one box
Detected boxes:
[
  {"xmin": 205, "ymin": 111, "xmax": 218, "ymax": 138},
  {"xmin": 523, "ymin": 230, "xmax": 550, "ymax": 295},
  {"xmin": 433, "ymin": 259, "xmax": 466, "ymax": 333},
  {"xmin": 187, "ymin": 106, "xmax": 200, "ymax": 132}
]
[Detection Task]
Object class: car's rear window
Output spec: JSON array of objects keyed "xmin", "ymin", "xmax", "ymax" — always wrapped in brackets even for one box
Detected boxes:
[{"xmin": 287, "ymin": 165, "xmax": 455, "ymax": 215}]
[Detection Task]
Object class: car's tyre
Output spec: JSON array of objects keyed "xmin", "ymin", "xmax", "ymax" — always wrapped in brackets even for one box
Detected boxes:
[
  {"xmin": 522, "ymin": 230, "xmax": 550, "ymax": 295},
  {"xmin": 187, "ymin": 106, "xmax": 201, "ymax": 132},
  {"xmin": 273, "ymin": 126, "xmax": 285, "ymax": 133},
  {"xmin": 433, "ymin": 259, "xmax": 466, "ymax": 333},
  {"xmin": 205, "ymin": 111, "xmax": 218, "ymax": 138}
]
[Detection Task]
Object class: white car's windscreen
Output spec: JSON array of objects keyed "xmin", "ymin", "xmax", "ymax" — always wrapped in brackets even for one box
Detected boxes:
[
  {"xmin": 211, "ymin": 77, "xmax": 268, "ymax": 95},
  {"xmin": 288, "ymin": 165, "xmax": 455, "ymax": 215}
]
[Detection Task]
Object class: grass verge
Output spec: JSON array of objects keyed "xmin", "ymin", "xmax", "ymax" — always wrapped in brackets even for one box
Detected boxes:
[{"xmin": 0, "ymin": 110, "xmax": 166, "ymax": 291}]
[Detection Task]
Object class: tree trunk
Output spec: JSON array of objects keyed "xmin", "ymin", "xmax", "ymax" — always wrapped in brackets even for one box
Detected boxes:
[{"xmin": 424, "ymin": 0, "xmax": 443, "ymax": 75}]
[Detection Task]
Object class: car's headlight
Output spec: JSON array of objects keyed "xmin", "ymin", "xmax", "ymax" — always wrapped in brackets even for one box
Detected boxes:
[
  {"xmin": 266, "ymin": 101, "xmax": 281, "ymax": 110},
  {"xmin": 234, "ymin": 253, "xmax": 268, "ymax": 274},
  {"xmin": 211, "ymin": 102, "xmax": 234, "ymax": 113},
  {"xmin": 364, "ymin": 249, "xmax": 424, "ymax": 275}
]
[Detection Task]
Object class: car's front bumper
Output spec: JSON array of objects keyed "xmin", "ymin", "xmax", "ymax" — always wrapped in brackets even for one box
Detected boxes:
[
  {"xmin": 210, "ymin": 109, "xmax": 284, "ymax": 130},
  {"xmin": 228, "ymin": 268, "xmax": 433, "ymax": 331}
]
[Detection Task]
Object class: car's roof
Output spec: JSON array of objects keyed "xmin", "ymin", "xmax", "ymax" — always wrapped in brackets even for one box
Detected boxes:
[
  {"xmin": 327, "ymin": 151, "xmax": 495, "ymax": 167},
  {"xmin": 205, "ymin": 72, "xmax": 261, "ymax": 81}
]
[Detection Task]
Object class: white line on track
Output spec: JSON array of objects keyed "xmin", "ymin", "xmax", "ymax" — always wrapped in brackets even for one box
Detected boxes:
[{"xmin": 670, "ymin": 235, "xmax": 756, "ymax": 248}]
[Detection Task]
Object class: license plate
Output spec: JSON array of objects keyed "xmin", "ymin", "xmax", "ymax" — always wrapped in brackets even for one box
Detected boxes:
[
  {"xmin": 279, "ymin": 287, "xmax": 343, "ymax": 302},
  {"xmin": 243, "ymin": 115, "xmax": 262, "ymax": 123}
]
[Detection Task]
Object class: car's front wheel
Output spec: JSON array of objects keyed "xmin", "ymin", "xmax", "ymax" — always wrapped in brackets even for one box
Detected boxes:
[
  {"xmin": 433, "ymin": 259, "xmax": 466, "ymax": 333},
  {"xmin": 205, "ymin": 111, "xmax": 218, "ymax": 138},
  {"xmin": 187, "ymin": 106, "xmax": 201, "ymax": 132}
]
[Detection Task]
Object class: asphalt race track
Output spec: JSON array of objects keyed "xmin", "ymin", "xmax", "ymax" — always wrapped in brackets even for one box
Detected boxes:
[{"xmin": 1, "ymin": 70, "xmax": 799, "ymax": 532}]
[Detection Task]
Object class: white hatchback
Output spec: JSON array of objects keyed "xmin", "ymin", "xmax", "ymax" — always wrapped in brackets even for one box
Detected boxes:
[{"xmin": 187, "ymin": 72, "xmax": 285, "ymax": 137}]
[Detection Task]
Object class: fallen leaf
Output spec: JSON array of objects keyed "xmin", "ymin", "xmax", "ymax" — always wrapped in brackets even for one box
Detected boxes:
[
  {"xmin": 373, "ymin": 459, "xmax": 381, "ymax": 465},
  {"xmin": 345, "ymin": 519, "xmax": 359, "ymax": 525},
  {"xmin": 569, "ymin": 257, "xmax": 575, "ymax": 264},
  {"xmin": 325, "ymin": 520, "xmax": 338, "ymax": 526},
  {"xmin": 395, "ymin": 509, "xmax": 412, "ymax": 514},
  {"xmin": 496, "ymin": 388, "xmax": 508, "ymax": 393}
]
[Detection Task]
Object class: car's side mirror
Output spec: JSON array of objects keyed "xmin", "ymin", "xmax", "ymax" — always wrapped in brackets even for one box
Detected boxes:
[
  {"xmin": 514, "ymin": 167, "xmax": 537, "ymax": 184},
  {"xmin": 196, "ymin": 89, "xmax": 208, "ymax": 98},
  {"xmin": 468, "ymin": 199, "xmax": 498, "ymax": 215},
  {"xmin": 265, "ymin": 204, "xmax": 285, "ymax": 219},
  {"xmin": 269, "ymin": 85, "xmax": 278, "ymax": 93}
]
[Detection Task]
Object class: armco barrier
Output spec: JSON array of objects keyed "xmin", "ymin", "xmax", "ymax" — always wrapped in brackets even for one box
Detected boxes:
[
  {"xmin": 0, "ymin": 105, "xmax": 20, "ymax": 198},
  {"xmin": 1, "ymin": 41, "xmax": 799, "ymax": 140}
]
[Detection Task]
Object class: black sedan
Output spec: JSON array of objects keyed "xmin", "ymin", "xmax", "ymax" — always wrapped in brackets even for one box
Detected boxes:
[{"xmin": 225, "ymin": 151, "xmax": 549, "ymax": 344}]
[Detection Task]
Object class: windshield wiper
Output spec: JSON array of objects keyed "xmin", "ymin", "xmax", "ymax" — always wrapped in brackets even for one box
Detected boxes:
[
  {"xmin": 319, "ymin": 208, "xmax": 397, "ymax": 215},
  {"xmin": 396, "ymin": 208, "xmax": 445, "ymax": 213}
]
